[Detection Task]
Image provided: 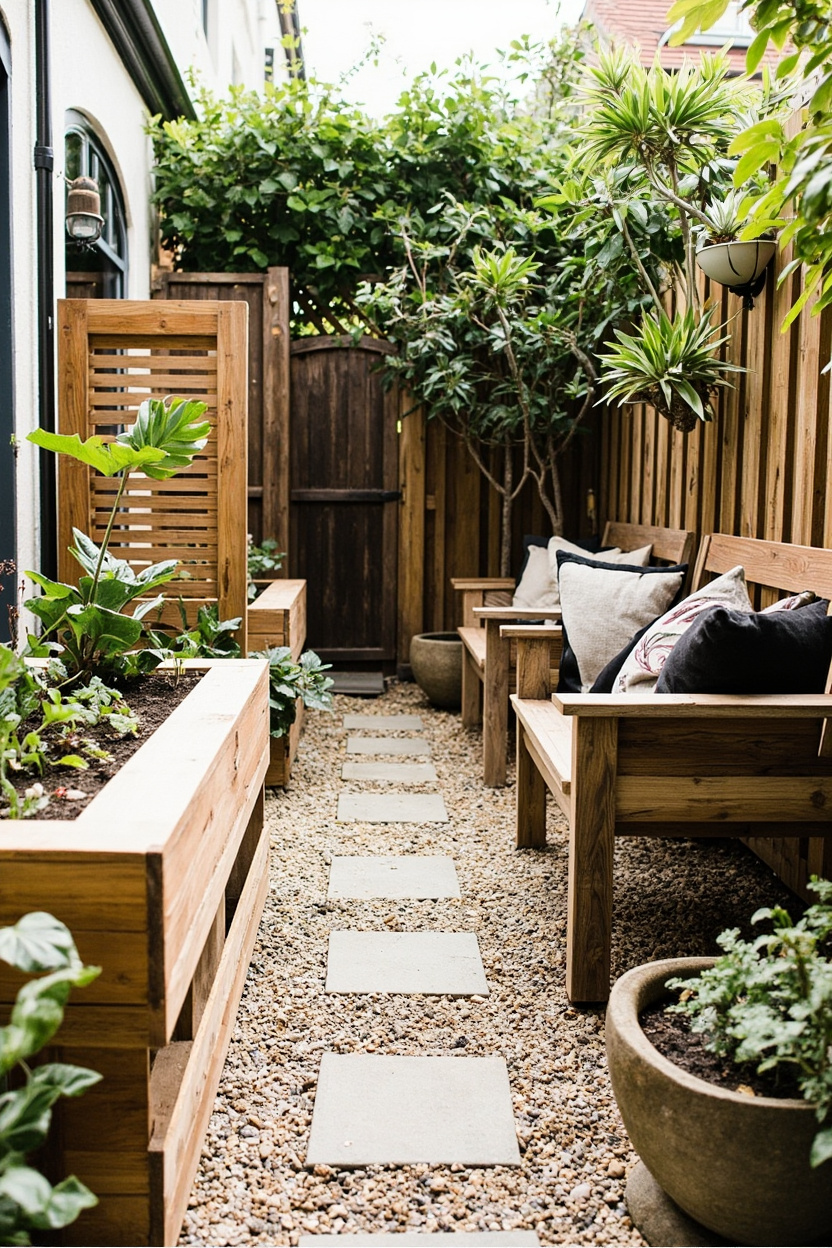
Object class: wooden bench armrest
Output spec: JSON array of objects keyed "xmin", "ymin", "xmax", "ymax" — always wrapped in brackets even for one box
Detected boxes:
[
  {"xmin": 500, "ymin": 623, "xmax": 562, "ymax": 639},
  {"xmin": 473, "ymin": 606, "xmax": 561, "ymax": 621},
  {"xmin": 552, "ymin": 692, "xmax": 832, "ymax": 718},
  {"xmin": 450, "ymin": 578, "xmax": 516, "ymax": 591}
]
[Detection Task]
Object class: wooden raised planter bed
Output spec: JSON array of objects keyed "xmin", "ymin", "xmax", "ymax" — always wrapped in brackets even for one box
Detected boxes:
[
  {"xmin": 0, "ymin": 659, "xmax": 270, "ymax": 1247},
  {"xmin": 248, "ymin": 578, "xmax": 308, "ymax": 787}
]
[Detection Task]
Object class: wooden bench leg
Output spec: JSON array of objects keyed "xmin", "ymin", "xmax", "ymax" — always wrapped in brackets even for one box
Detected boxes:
[
  {"xmin": 461, "ymin": 646, "xmax": 482, "ymax": 727},
  {"xmin": 566, "ymin": 716, "xmax": 617, "ymax": 1003},
  {"xmin": 483, "ymin": 618, "xmax": 509, "ymax": 787},
  {"xmin": 516, "ymin": 720, "xmax": 546, "ymax": 849}
]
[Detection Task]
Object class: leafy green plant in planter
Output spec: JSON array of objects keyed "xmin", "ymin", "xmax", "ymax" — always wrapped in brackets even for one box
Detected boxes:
[
  {"xmin": 148, "ymin": 608, "xmax": 334, "ymax": 737},
  {"xmin": 261, "ymin": 646, "xmax": 334, "ymax": 739},
  {"xmin": 0, "ymin": 911, "xmax": 101, "ymax": 1244},
  {"xmin": 669, "ymin": 0, "xmax": 832, "ymax": 334},
  {"xmin": 247, "ymin": 537, "xmax": 284, "ymax": 602},
  {"xmin": 667, "ymin": 876, "xmax": 832, "ymax": 1166},
  {"xmin": 24, "ymin": 397, "xmax": 210, "ymax": 683},
  {"xmin": 572, "ymin": 50, "xmax": 783, "ymax": 431},
  {"xmin": 0, "ymin": 645, "xmax": 138, "ymax": 821}
]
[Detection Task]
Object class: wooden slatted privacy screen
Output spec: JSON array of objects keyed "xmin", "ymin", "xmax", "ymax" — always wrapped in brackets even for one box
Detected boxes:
[
  {"xmin": 57, "ymin": 300, "xmax": 250, "ymax": 650},
  {"xmin": 151, "ymin": 270, "xmax": 291, "ymax": 554}
]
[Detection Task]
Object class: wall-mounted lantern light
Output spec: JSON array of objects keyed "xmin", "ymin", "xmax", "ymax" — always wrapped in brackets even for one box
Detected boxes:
[
  {"xmin": 695, "ymin": 239, "xmax": 777, "ymax": 311},
  {"xmin": 65, "ymin": 175, "xmax": 104, "ymax": 245}
]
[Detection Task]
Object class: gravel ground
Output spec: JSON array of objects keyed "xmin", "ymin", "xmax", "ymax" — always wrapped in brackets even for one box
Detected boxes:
[{"xmin": 180, "ymin": 680, "xmax": 802, "ymax": 1247}]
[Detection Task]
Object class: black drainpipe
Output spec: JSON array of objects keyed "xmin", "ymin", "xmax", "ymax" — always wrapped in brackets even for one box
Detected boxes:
[{"xmin": 35, "ymin": 0, "xmax": 56, "ymax": 579}]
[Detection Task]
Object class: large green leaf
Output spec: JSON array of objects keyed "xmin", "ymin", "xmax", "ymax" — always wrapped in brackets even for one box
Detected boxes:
[
  {"xmin": 0, "ymin": 914, "xmax": 79, "ymax": 976},
  {"xmin": 64, "ymin": 605, "xmax": 143, "ymax": 656},
  {"xmin": 117, "ymin": 396, "xmax": 211, "ymax": 480},
  {"xmin": 26, "ymin": 430, "xmax": 166, "ymax": 478}
]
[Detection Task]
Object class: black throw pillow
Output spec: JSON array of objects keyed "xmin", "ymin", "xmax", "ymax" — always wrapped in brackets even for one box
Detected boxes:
[{"xmin": 655, "ymin": 598, "xmax": 832, "ymax": 694}]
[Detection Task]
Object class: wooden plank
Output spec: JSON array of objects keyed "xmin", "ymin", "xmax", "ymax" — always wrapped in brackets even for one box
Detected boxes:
[
  {"xmin": 512, "ymin": 697, "xmax": 572, "ymax": 790},
  {"xmin": 149, "ymin": 823, "xmax": 269, "ymax": 1247},
  {"xmin": 616, "ymin": 775, "xmax": 832, "ymax": 822},
  {"xmin": 618, "ymin": 717, "xmax": 832, "ymax": 776},
  {"xmin": 566, "ymin": 716, "xmax": 617, "ymax": 1002},
  {"xmin": 216, "ymin": 302, "xmax": 249, "ymax": 650},
  {"xmin": 515, "ymin": 636, "xmax": 553, "ymax": 699},
  {"xmin": 57, "ymin": 301, "xmax": 92, "ymax": 584},
  {"xmin": 397, "ymin": 400, "xmax": 426, "ymax": 669},
  {"xmin": 554, "ymin": 692, "xmax": 832, "ymax": 719},
  {"xmin": 483, "ymin": 618, "xmax": 509, "ymax": 786},
  {"xmin": 247, "ymin": 578, "xmax": 306, "ymax": 651},
  {"xmin": 84, "ymin": 299, "xmax": 222, "ymax": 336},
  {"xmin": 460, "ymin": 642, "xmax": 483, "ymax": 727},
  {"xmin": 264, "ymin": 267, "xmax": 291, "ymax": 555},
  {"xmin": 701, "ymin": 533, "xmax": 832, "ymax": 596},
  {"xmin": 516, "ymin": 719, "xmax": 547, "ymax": 849},
  {"xmin": 790, "ymin": 283, "xmax": 823, "ymax": 545}
]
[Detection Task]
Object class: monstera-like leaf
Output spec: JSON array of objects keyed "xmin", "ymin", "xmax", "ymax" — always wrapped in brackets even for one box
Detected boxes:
[{"xmin": 117, "ymin": 396, "xmax": 211, "ymax": 479}]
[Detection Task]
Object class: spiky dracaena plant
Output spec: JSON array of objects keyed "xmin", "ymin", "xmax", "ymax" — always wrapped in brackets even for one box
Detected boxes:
[{"xmin": 572, "ymin": 49, "xmax": 780, "ymax": 431}]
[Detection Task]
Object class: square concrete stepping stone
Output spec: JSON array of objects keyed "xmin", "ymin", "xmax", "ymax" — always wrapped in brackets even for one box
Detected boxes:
[
  {"xmin": 328, "ymin": 856, "xmax": 460, "ymax": 900},
  {"xmin": 300, "ymin": 1233, "xmax": 540, "ymax": 1245},
  {"xmin": 347, "ymin": 736, "xmax": 431, "ymax": 756},
  {"xmin": 306, "ymin": 1054, "xmax": 521, "ymax": 1166},
  {"xmin": 337, "ymin": 793, "xmax": 448, "ymax": 824},
  {"xmin": 343, "ymin": 714, "xmax": 424, "ymax": 730},
  {"xmin": 341, "ymin": 761, "xmax": 438, "ymax": 783},
  {"xmin": 326, "ymin": 932, "xmax": 487, "ymax": 995}
]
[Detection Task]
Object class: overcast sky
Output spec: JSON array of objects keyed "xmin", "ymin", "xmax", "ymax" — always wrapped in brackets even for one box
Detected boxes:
[{"xmin": 299, "ymin": 0, "xmax": 587, "ymax": 116}]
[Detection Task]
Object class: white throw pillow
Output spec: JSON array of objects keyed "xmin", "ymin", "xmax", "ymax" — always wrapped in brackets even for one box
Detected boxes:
[
  {"xmin": 558, "ymin": 559, "xmax": 686, "ymax": 692},
  {"xmin": 512, "ymin": 545, "xmax": 561, "ymax": 609},
  {"xmin": 614, "ymin": 565, "xmax": 753, "ymax": 694}
]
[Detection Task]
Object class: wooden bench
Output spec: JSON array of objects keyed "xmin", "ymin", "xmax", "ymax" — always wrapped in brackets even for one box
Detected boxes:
[
  {"xmin": 452, "ymin": 522, "xmax": 695, "ymax": 786},
  {"xmin": 511, "ymin": 533, "xmax": 832, "ymax": 1003}
]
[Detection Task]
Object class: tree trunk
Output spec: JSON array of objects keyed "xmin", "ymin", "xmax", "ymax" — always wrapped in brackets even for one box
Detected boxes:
[{"xmin": 500, "ymin": 440, "xmax": 513, "ymax": 577}]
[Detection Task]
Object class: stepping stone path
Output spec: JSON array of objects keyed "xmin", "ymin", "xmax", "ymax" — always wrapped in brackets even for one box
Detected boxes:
[
  {"xmin": 341, "ymin": 761, "xmax": 438, "ymax": 783},
  {"xmin": 325, "ymin": 932, "xmax": 488, "ymax": 995},
  {"xmin": 327, "ymin": 856, "xmax": 460, "ymax": 900},
  {"xmin": 337, "ymin": 793, "xmax": 449, "ymax": 824},
  {"xmin": 304, "ymin": 709, "xmax": 539, "ymax": 1243},
  {"xmin": 347, "ymin": 736, "xmax": 432, "ymax": 756}
]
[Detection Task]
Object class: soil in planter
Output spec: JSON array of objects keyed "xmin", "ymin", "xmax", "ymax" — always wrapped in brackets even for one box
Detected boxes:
[
  {"xmin": 641, "ymin": 999, "xmax": 801, "ymax": 1101},
  {"xmin": 3, "ymin": 671, "xmax": 203, "ymax": 822}
]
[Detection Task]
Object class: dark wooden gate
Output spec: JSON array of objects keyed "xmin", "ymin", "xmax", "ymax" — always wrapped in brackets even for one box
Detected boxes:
[{"xmin": 290, "ymin": 336, "xmax": 399, "ymax": 666}]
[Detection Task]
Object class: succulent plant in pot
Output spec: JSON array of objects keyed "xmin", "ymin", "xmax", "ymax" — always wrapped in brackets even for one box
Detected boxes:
[
  {"xmin": 695, "ymin": 189, "xmax": 777, "ymax": 308},
  {"xmin": 605, "ymin": 878, "xmax": 832, "ymax": 1246}
]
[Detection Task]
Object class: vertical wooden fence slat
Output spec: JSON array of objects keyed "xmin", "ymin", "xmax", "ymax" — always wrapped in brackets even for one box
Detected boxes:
[
  {"xmin": 262, "ymin": 268, "xmax": 291, "ymax": 562},
  {"xmin": 397, "ymin": 401, "xmax": 425, "ymax": 671},
  {"xmin": 216, "ymin": 303, "xmax": 250, "ymax": 651},
  {"xmin": 791, "ymin": 284, "xmax": 824, "ymax": 545}
]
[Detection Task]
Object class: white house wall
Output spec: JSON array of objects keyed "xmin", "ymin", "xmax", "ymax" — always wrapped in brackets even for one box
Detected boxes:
[{"xmin": 2, "ymin": 0, "xmax": 283, "ymax": 626}]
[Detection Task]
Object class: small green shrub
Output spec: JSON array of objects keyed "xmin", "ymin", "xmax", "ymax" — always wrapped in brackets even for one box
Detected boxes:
[
  {"xmin": 667, "ymin": 877, "xmax": 832, "ymax": 1168},
  {"xmin": 260, "ymin": 647, "xmax": 334, "ymax": 738}
]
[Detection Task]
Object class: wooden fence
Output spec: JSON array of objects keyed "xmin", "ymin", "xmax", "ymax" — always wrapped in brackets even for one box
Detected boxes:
[{"xmin": 597, "ymin": 268, "xmax": 832, "ymax": 567}]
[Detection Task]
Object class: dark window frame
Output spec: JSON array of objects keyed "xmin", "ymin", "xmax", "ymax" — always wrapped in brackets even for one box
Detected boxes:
[{"xmin": 64, "ymin": 113, "xmax": 129, "ymax": 298}]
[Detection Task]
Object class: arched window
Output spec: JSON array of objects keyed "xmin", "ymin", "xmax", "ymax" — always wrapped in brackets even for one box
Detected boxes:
[{"xmin": 64, "ymin": 114, "xmax": 128, "ymax": 298}]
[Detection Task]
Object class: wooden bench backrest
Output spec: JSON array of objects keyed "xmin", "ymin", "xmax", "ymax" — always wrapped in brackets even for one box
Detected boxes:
[
  {"xmin": 692, "ymin": 534, "xmax": 832, "ymax": 602},
  {"xmin": 57, "ymin": 299, "xmax": 249, "ymax": 649},
  {"xmin": 602, "ymin": 521, "xmax": 696, "ymax": 568}
]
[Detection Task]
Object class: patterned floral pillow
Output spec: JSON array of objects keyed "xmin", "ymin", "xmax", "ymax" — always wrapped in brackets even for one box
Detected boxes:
[{"xmin": 614, "ymin": 566, "xmax": 753, "ymax": 694}]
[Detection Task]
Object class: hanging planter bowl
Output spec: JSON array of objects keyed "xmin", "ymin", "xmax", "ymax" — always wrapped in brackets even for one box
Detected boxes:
[{"xmin": 695, "ymin": 239, "xmax": 777, "ymax": 308}]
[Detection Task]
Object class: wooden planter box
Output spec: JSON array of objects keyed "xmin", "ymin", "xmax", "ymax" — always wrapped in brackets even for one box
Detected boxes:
[
  {"xmin": 249, "ymin": 579, "xmax": 308, "ymax": 787},
  {"xmin": 0, "ymin": 660, "xmax": 270, "ymax": 1247}
]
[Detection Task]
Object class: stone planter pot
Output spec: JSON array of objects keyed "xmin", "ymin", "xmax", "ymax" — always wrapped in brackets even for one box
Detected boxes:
[
  {"xmin": 606, "ymin": 957, "xmax": 832, "ymax": 1246},
  {"xmin": 409, "ymin": 632, "xmax": 463, "ymax": 709}
]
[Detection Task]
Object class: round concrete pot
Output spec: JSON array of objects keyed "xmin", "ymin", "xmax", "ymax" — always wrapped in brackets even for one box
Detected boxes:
[
  {"xmin": 606, "ymin": 957, "xmax": 832, "ymax": 1247},
  {"xmin": 409, "ymin": 632, "xmax": 462, "ymax": 709}
]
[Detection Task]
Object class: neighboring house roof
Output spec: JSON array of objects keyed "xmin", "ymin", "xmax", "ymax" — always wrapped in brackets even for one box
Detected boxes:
[
  {"xmin": 580, "ymin": 0, "xmax": 782, "ymax": 73},
  {"xmin": 89, "ymin": 0, "xmax": 196, "ymax": 119}
]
